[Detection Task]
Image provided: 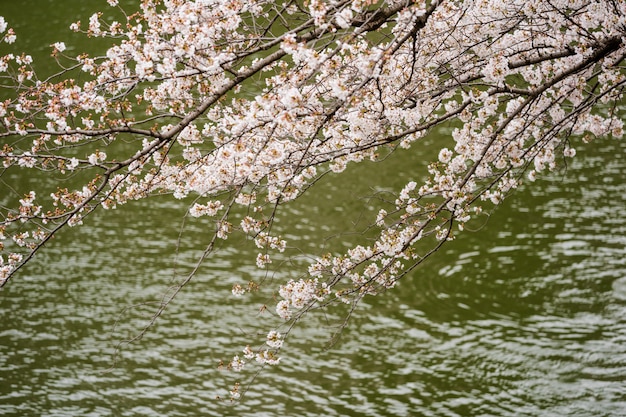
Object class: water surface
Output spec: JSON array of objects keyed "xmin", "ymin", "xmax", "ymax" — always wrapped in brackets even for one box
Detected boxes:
[{"xmin": 1, "ymin": 2, "xmax": 625, "ymax": 416}]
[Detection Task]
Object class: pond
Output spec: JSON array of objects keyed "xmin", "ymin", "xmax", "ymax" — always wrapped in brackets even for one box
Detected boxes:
[{"xmin": 1, "ymin": 2, "xmax": 625, "ymax": 416}]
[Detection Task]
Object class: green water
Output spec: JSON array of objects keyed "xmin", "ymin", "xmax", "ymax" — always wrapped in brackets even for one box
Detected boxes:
[{"xmin": 1, "ymin": 2, "xmax": 626, "ymax": 416}]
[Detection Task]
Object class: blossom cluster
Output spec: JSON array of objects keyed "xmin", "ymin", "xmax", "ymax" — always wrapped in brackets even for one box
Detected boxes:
[
  {"xmin": 0, "ymin": 0, "xmax": 624, "ymax": 390},
  {"xmin": 227, "ymin": 330, "xmax": 283, "ymax": 378},
  {"xmin": 275, "ymin": 278, "xmax": 330, "ymax": 320}
]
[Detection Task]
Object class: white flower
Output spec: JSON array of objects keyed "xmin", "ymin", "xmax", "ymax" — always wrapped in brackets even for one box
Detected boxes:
[
  {"xmin": 482, "ymin": 55, "xmax": 509, "ymax": 85},
  {"xmin": 276, "ymin": 300, "xmax": 291, "ymax": 319},
  {"xmin": 18, "ymin": 190, "xmax": 36, "ymax": 207},
  {"xmin": 243, "ymin": 345, "xmax": 254, "ymax": 360},
  {"xmin": 563, "ymin": 147, "xmax": 576, "ymax": 158},
  {"xmin": 231, "ymin": 284, "xmax": 245, "ymax": 297},
  {"xmin": 399, "ymin": 181, "xmax": 417, "ymax": 202},
  {"xmin": 256, "ymin": 350, "xmax": 280, "ymax": 365},
  {"xmin": 266, "ymin": 330, "xmax": 283, "ymax": 349},
  {"xmin": 8, "ymin": 253, "xmax": 23, "ymax": 265},
  {"xmin": 438, "ymin": 148, "xmax": 453, "ymax": 164},
  {"xmin": 375, "ymin": 209, "xmax": 387, "ymax": 227},
  {"xmin": 17, "ymin": 152, "xmax": 36, "ymax": 168},
  {"xmin": 230, "ymin": 356, "xmax": 245, "ymax": 372},
  {"xmin": 52, "ymin": 42, "xmax": 66, "ymax": 52},
  {"xmin": 280, "ymin": 87, "xmax": 302, "ymax": 109},
  {"xmin": 235, "ymin": 193, "xmax": 256, "ymax": 206},
  {"xmin": 87, "ymin": 151, "xmax": 106, "ymax": 165},
  {"xmin": 280, "ymin": 33, "xmax": 297, "ymax": 54},
  {"xmin": 256, "ymin": 253, "xmax": 271, "ymax": 268},
  {"xmin": 216, "ymin": 221, "xmax": 232, "ymax": 239},
  {"xmin": 5, "ymin": 32, "xmax": 16, "ymax": 44},
  {"xmin": 88, "ymin": 13, "xmax": 101, "ymax": 35},
  {"xmin": 335, "ymin": 8, "xmax": 353, "ymax": 29},
  {"xmin": 188, "ymin": 201, "xmax": 223, "ymax": 217}
]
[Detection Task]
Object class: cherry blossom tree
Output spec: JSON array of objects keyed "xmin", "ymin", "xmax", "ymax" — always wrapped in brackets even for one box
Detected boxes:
[{"xmin": 1, "ymin": 0, "xmax": 625, "ymax": 399}]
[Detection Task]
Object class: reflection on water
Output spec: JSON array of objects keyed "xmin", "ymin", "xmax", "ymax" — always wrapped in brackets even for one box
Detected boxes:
[{"xmin": 1, "ymin": 137, "xmax": 625, "ymax": 416}]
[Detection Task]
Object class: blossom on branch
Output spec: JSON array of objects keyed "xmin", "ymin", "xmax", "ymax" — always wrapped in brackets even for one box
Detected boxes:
[{"xmin": 0, "ymin": 0, "xmax": 624, "ymax": 398}]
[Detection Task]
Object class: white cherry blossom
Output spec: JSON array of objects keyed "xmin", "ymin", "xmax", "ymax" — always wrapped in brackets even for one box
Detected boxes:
[{"xmin": 0, "ymin": 0, "xmax": 624, "ymax": 397}]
